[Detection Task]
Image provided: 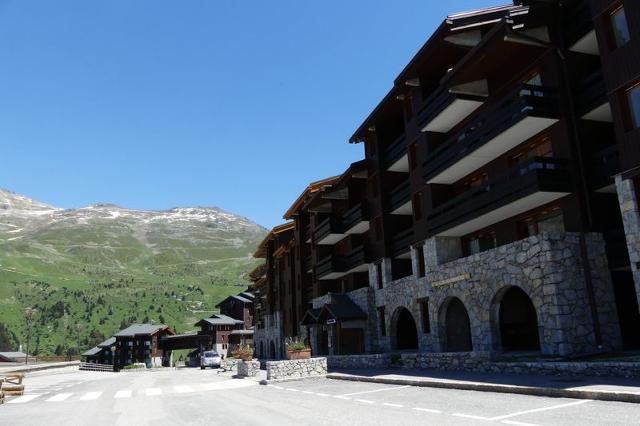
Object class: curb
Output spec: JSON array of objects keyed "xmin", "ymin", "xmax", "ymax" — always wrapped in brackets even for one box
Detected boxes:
[
  {"xmin": 260, "ymin": 374, "xmax": 328, "ymax": 386},
  {"xmin": 0, "ymin": 361, "xmax": 80, "ymax": 375},
  {"xmin": 326, "ymin": 373, "xmax": 640, "ymax": 404}
]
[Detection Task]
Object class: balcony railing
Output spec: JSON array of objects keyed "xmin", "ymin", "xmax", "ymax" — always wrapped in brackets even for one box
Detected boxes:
[
  {"xmin": 390, "ymin": 229, "xmax": 413, "ymax": 258},
  {"xmin": 342, "ymin": 203, "xmax": 369, "ymax": 233},
  {"xmin": 390, "ymin": 181, "xmax": 411, "ymax": 214},
  {"xmin": 417, "ymin": 84, "xmax": 484, "ymax": 133},
  {"xmin": 313, "ymin": 217, "xmax": 344, "ymax": 244},
  {"xmin": 303, "ymin": 225, "xmax": 312, "ymax": 243},
  {"xmin": 303, "ymin": 255, "xmax": 312, "ymax": 273},
  {"xmin": 591, "ymin": 145, "xmax": 620, "ymax": 191},
  {"xmin": 384, "ymin": 134, "xmax": 407, "ymax": 170},
  {"xmin": 426, "ymin": 157, "xmax": 571, "ymax": 236},
  {"xmin": 316, "ymin": 246, "xmax": 370, "ymax": 280},
  {"xmin": 564, "ymin": 0, "xmax": 594, "ymax": 47},
  {"xmin": 423, "ymin": 84, "xmax": 559, "ymax": 184}
]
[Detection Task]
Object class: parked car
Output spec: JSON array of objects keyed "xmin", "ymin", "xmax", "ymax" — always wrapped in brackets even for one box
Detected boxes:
[{"xmin": 200, "ymin": 351, "xmax": 222, "ymax": 369}]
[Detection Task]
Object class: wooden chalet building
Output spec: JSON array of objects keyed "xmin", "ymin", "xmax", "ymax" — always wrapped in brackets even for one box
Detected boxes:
[
  {"xmin": 113, "ymin": 324, "xmax": 174, "ymax": 369},
  {"xmin": 252, "ymin": 0, "xmax": 640, "ymax": 360}
]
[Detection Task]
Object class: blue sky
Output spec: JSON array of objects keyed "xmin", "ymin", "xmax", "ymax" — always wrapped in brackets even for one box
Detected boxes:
[{"xmin": 0, "ymin": 0, "xmax": 500, "ymax": 228}]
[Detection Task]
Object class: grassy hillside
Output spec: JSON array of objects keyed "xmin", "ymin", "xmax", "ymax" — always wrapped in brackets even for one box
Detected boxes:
[{"xmin": 0, "ymin": 191, "xmax": 266, "ymax": 355}]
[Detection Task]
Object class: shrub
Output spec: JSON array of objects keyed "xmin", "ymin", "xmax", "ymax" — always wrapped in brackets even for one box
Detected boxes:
[
  {"xmin": 231, "ymin": 344, "xmax": 254, "ymax": 360},
  {"xmin": 287, "ymin": 342, "xmax": 309, "ymax": 351}
]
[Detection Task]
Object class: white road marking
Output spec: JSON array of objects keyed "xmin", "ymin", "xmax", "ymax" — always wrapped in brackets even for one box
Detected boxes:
[
  {"xmin": 333, "ymin": 395, "xmax": 352, "ymax": 400},
  {"xmin": 338, "ymin": 385, "xmax": 410, "ymax": 397},
  {"xmin": 382, "ymin": 403, "xmax": 403, "ymax": 408},
  {"xmin": 114, "ymin": 390, "xmax": 132, "ymax": 399},
  {"xmin": 315, "ymin": 393, "xmax": 330, "ymax": 397},
  {"xmin": 7, "ymin": 394, "xmax": 42, "ymax": 404},
  {"xmin": 285, "ymin": 388, "xmax": 300, "ymax": 392},
  {"xmin": 271, "ymin": 385, "xmax": 283, "ymax": 389},
  {"xmin": 413, "ymin": 407, "xmax": 443, "ymax": 414},
  {"xmin": 201, "ymin": 380, "xmax": 257, "ymax": 391},
  {"xmin": 354, "ymin": 399, "xmax": 375, "ymax": 404},
  {"xmin": 301, "ymin": 391, "xmax": 315, "ymax": 395},
  {"xmin": 80, "ymin": 392, "xmax": 102, "ymax": 401},
  {"xmin": 46, "ymin": 393, "xmax": 73, "ymax": 402},
  {"xmin": 490, "ymin": 400, "xmax": 592, "ymax": 421},
  {"xmin": 174, "ymin": 385, "xmax": 194, "ymax": 394},
  {"xmin": 452, "ymin": 413, "xmax": 490, "ymax": 420},
  {"xmin": 501, "ymin": 420, "xmax": 542, "ymax": 426},
  {"xmin": 145, "ymin": 388, "xmax": 162, "ymax": 396}
]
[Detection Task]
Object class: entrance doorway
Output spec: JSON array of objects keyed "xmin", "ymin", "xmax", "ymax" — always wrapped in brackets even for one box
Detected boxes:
[
  {"xmin": 444, "ymin": 298, "xmax": 472, "ymax": 352},
  {"xmin": 499, "ymin": 287, "xmax": 540, "ymax": 352},
  {"xmin": 394, "ymin": 307, "xmax": 418, "ymax": 350}
]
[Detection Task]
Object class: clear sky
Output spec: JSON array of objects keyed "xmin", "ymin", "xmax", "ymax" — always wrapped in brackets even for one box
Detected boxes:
[{"xmin": 0, "ymin": 0, "xmax": 501, "ymax": 229}]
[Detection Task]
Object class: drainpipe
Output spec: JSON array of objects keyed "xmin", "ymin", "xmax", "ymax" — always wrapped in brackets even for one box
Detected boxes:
[{"xmin": 553, "ymin": 14, "xmax": 603, "ymax": 350}]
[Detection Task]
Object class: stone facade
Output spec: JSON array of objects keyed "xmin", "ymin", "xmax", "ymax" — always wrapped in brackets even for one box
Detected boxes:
[
  {"xmin": 253, "ymin": 312, "xmax": 284, "ymax": 359},
  {"xmin": 237, "ymin": 360, "xmax": 260, "ymax": 377},
  {"xmin": 615, "ymin": 175, "xmax": 640, "ymax": 307},
  {"xmin": 327, "ymin": 353, "xmax": 640, "ymax": 379},
  {"xmin": 367, "ymin": 232, "xmax": 622, "ymax": 357},
  {"xmin": 266, "ymin": 357, "xmax": 328, "ymax": 381}
]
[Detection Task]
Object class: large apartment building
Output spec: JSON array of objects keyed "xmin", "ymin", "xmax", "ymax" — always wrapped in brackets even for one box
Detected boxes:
[{"xmin": 252, "ymin": 0, "xmax": 640, "ymax": 360}]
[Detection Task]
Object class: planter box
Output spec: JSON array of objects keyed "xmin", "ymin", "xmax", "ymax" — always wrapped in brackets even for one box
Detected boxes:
[{"xmin": 287, "ymin": 349, "xmax": 311, "ymax": 360}]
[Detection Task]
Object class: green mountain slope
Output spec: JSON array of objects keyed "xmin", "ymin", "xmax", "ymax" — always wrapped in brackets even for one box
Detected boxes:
[{"xmin": 0, "ymin": 190, "xmax": 266, "ymax": 356}]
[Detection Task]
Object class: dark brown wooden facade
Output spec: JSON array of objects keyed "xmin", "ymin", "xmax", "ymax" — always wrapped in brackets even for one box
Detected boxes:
[{"xmin": 252, "ymin": 0, "xmax": 640, "ymax": 358}]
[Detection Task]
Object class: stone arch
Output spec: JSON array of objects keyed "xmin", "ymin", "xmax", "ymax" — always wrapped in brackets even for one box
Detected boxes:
[
  {"xmin": 438, "ymin": 297, "xmax": 472, "ymax": 352},
  {"xmin": 491, "ymin": 286, "xmax": 541, "ymax": 352},
  {"xmin": 269, "ymin": 340, "xmax": 276, "ymax": 359},
  {"xmin": 390, "ymin": 306, "xmax": 419, "ymax": 350}
]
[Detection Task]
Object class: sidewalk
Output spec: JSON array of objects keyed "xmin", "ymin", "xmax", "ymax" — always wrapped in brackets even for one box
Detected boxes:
[
  {"xmin": 0, "ymin": 361, "xmax": 79, "ymax": 375},
  {"xmin": 327, "ymin": 368, "xmax": 640, "ymax": 404}
]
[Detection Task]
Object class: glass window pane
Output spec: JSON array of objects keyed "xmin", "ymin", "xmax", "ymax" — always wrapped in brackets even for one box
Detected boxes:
[
  {"xmin": 538, "ymin": 213, "xmax": 565, "ymax": 234},
  {"xmin": 612, "ymin": 7, "xmax": 631, "ymax": 48},
  {"xmin": 628, "ymin": 86, "xmax": 640, "ymax": 129}
]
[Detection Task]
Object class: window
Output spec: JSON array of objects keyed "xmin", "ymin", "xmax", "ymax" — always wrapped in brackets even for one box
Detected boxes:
[
  {"xmin": 378, "ymin": 307, "xmax": 386, "ymax": 336},
  {"xmin": 376, "ymin": 262, "xmax": 384, "ymax": 289},
  {"xmin": 626, "ymin": 84, "xmax": 640, "ymax": 130},
  {"xmin": 521, "ymin": 72, "xmax": 544, "ymax": 97},
  {"xmin": 415, "ymin": 244, "xmax": 426, "ymax": 278},
  {"xmin": 463, "ymin": 172, "xmax": 489, "ymax": 190},
  {"xmin": 419, "ymin": 298, "xmax": 431, "ymax": 334},
  {"xmin": 611, "ymin": 6, "xmax": 631, "ymax": 48}
]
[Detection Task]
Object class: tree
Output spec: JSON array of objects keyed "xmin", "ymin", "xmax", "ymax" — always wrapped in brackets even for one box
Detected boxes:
[{"xmin": 0, "ymin": 322, "xmax": 17, "ymax": 351}]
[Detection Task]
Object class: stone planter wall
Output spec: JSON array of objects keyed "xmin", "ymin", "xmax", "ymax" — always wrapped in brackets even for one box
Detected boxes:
[
  {"xmin": 237, "ymin": 360, "xmax": 260, "ymax": 377},
  {"xmin": 266, "ymin": 357, "xmax": 327, "ymax": 380},
  {"xmin": 287, "ymin": 349, "xmax": 311, "ymax": 360},
  {"xmin": 326, "ymin": 353, "xmax": 640, "ymax": 379},
  {"xmin": 221, "ymin": 358, "xmax": 239, "ymax": 372}
]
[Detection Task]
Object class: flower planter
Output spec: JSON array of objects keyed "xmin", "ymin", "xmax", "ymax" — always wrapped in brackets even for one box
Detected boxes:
[{"xmin": 287, "ymin": 348, "xmax": 311, "ymax": 360}]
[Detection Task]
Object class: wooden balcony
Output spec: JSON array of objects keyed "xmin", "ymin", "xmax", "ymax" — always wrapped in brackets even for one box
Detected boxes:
[
  {"xmin": 417, "ymin": 84, "xmax": 485, "ymax": 134},
  {"xmin": 427, "ymin": 157, "xmax": 571, "ymax": 237},
  {"xmin": 316, "ymin": 246, "xmax": 371, "ymax": 281},
  {"xmin": 384, "ymin": 134, "xmax": 408, "ymax": 172},
  {"xmin": 423, "ymin": 84, "xmax": 560, "ymax": 185},
  {"xmin": 389, "ymin": 181, "xmax": 412, "ymax": 216}
]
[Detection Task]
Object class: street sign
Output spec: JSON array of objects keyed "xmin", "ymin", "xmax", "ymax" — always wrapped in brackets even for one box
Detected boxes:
[{"xmin": 326, "ymin": 319, "xmax": 336, "ymax": 325}]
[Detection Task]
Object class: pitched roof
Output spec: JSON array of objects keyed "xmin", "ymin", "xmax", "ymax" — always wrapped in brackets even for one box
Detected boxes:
[
  {"xmin": 114, "ymin": 324, "xmax": 170, "ymax": 338},
  {"xmin": 214, "ymin": 294, "xmax": 253, "ymax": 308},
  {"xmin": 196, "ymin": 314, "xmax": 244, "ymax": 327},
  {"xmin": 254, "ymin": 222, "xmax": 295, "ymax": 258},
  {"xmin": 240, "ymin": 292, "xmax": 255, "ymax": 299},
  {"xmin": 0, "ymin": 351, "xmax": 27, "ymax": 360},
  {"xmin": 317, "ymin": 294, "xmax": 367, "ymax": 321},
  {"xmin": 97, "ymin": 337, "xmax": 116, "ymax": 348},
  {"xmin": 283, "ymin": 176, "xmax": 341, "ymax": 220},
  {"xmin": 82, "ymin": 346, "xmax": 103, "ymax": 357}
]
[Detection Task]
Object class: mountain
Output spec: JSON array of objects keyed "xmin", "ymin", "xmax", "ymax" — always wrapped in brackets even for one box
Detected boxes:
[{"xmin": 0, "ymin": 189, "xmax": 267, "ymax": 356}]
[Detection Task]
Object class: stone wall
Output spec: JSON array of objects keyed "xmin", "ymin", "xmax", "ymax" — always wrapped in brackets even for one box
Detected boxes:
[
  {"xmin": 326, "ymin": 353, "xmax": 640, "ymax": 379},
  {"xmin": 266, "ymin": 357, "xmax": 328, "ymax": 380},
  {"xmin": 615, "ymin": 176, "xmax": 640, "ymax": 306},
  {"xmin": 237, "ymin": 360, "xmax": 260, "ymax": 377},
  {"xmin": 424, "ymin": 232, "xmax": 621, "ymax": 356},
  {"xmin": 221, "ymin": 358, "xmax": 239, "ymax": 372}
]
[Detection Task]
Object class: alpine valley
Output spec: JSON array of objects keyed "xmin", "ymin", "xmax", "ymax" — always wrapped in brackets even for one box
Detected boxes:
[{"xmin": 0, "ymin": 189, "xmax": 267, "ymax": 356}]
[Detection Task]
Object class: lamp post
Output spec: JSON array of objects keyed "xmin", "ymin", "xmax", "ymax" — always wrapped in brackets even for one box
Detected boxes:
[{"xmin": 24, "ymin": 308, "xmax": 37, "ymax": 365}]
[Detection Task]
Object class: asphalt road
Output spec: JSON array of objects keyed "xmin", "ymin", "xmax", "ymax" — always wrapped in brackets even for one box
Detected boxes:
[{"xmin": 1, "ymin": 367, "xmax": 638, "ymax": 425}]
